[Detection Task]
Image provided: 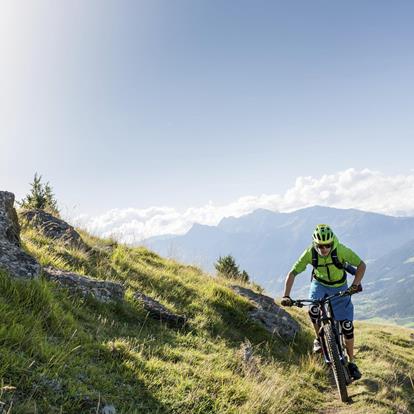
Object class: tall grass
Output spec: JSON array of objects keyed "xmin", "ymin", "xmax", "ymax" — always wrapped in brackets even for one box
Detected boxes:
[{"xmin": 0, "ymin": 225, "xmax": 411, "ymax": 413}]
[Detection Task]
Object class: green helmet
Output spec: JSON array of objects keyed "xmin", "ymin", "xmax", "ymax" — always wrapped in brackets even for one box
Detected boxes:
[{"xmin": 312, "ymin": 224, "xmax": 334, "ymax": 245}]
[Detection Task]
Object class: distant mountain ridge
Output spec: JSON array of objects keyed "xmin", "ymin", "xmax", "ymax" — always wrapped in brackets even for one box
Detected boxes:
[
  {"xmin": 356, "ymin": 239, "xmax": 414, "ymax": 324},
  {"xmin": 144, "ymin": 206, "xmax": 414, "ymax": 322}
]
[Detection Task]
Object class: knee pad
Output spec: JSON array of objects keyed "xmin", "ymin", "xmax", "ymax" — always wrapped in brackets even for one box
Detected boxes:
[
  {"xmin": 308, "ymin": 305, "xmax": 319, "ymax": 323},
  {"xmin": 340, "ymin": 320, "xmax": 354, "ymax": 339}
]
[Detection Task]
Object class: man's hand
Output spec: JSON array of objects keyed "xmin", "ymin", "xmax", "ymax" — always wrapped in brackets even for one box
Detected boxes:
[
  {"xmin": 281, "ymin": 296, "xmax": 293, "ymax": 306},
  {"xmin": 347, "ymin": 284, "xmax": 362, "ymax": 295}
]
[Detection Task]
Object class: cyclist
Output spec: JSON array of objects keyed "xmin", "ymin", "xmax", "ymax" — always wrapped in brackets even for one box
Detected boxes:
[{"xmin": 280, "ymin": 224, "xmax": 366, "ymax": 380}]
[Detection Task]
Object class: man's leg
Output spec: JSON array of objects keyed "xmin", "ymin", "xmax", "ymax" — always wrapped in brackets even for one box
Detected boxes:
[
  {"xmin": 309, "ymin": 305, "xmax": 320, "ymax": 331},
  {"xmin": 309, "ymin": 305, "xmax": 322, "ymax": 352},
  {"xmin": 341, "ymin": 320, "xmax": 361, "ymax": 380},
  {"xmin": 312, "ymin": 322, "xmax": 319, "ymax": 337},
  {"xmin": 340, "ymin": 320, "xmax": 354, "ymax": 359},
  {"xmin": 345, "ymin": 337, "xmax": 354, "ymax": 361}
]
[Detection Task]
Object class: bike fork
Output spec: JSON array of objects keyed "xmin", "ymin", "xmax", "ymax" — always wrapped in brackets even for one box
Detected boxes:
[{"xmin": 318, "ymin": 326, "xmax": 331, "ymax": 364}]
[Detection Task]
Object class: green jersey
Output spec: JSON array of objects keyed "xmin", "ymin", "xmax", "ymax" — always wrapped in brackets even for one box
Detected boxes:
[{"xmin": 290, "ymin": 239, "xmax": 362, "ymax": 287}]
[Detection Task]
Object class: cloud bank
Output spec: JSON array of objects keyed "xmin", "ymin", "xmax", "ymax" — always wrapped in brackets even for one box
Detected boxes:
[{"xmin": 70, "ymin": 169, "xmax": 414, "ymax": 244}]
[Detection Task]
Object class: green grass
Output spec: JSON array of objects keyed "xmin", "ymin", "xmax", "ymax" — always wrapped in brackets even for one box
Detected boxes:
[
  {"xmin": 360, "ymin": 316, "xmax": 414, "ymax": 329},
  {"xmin": 0, "ymin": 224, "xmax": 413, "ymax": 413}
]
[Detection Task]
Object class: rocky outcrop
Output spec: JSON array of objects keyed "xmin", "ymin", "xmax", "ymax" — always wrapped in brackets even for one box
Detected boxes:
[
  {"xmin": 43, "ymin": 265, "xmax": 187, "ymax": 324},
  {"xmin": 231, "ymin": 285, "xmax": 300, "ymax": 340},
  {"xmin": 20, "ymin": 209, "xmax": 89, "ymax": 251},
  {"xmin": 133, "ymin": 292, "xmax": 187, "ymax": 328},
  {"xmin": 1, "ymin": 190, "xmax": 188, "ymax": 331},
  {"xmin": 43, "ymin": 267, "xmax": 125, "ymax": 303},
  {"xmin": 0, "ymin": 191, "xmax": 41, "ymax": 279}
]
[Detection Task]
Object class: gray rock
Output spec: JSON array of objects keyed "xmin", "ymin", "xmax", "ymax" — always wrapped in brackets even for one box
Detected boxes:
[
  {"xmin": 240, "ymin": 339, "xmax": 254, "ymax": 363},
  {"xmin": 101, "ymin": 405, "xmax": 116, "ymax": 414},
  {"xmin": 43, "ymin": 266, "xmax": 125, "ymax": 303},
  {"xmin": 238, "ymin": 339, "xmax": 260, "ymax": 375},
  {"xmin": 231, "ymin": 285, "xmax": 300, "ymax": 340},
  {"xmin": 36, "ymin": 377, "xmax": 63, "ymax": 393},
  {"xmin": 20, "ymin": 209, "xmax": 89, "ymax": 251},
  {"xmin": 133, "ymin": 292, "xmax": 187, "ymax": 328},
  {"xmin": 0, "ymin": 191, "xmax": 41, "ymax": 279}
]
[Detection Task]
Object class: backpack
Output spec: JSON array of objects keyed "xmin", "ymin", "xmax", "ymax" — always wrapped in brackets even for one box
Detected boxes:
[{"xmin": 311, "ymin": 246, "xmax": 356, "ymax": 285}]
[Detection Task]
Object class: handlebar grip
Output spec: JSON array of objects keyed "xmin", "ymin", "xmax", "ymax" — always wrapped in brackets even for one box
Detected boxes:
[{"xmin": 347, "ymin": 284, "xmax": 363, "ymax": 295}]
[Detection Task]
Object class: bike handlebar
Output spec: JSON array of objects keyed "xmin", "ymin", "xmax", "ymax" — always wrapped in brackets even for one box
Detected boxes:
[{"xmin": 291, "ymin": 288, "xmax": 361, "ymax": 308}]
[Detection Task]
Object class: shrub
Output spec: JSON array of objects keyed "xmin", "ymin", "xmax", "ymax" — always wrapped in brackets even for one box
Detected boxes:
[
  {"xmin": 19, "ymin": 173, "xmax": 60, "ymax": 216},
  {"xmin": 214, "ymin": 255, "xmax": 250, "ymax": 282}
]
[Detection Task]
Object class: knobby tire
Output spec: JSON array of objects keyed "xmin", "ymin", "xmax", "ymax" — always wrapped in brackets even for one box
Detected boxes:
[{"xmin": 324, "ymin": 324, "xmax": 348, "ymax": 403}]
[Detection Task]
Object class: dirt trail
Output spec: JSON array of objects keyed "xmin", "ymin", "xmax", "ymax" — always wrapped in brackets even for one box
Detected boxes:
[{"xmin": 318, "ymin": 378, "xmax": 369, "ymax": 414}]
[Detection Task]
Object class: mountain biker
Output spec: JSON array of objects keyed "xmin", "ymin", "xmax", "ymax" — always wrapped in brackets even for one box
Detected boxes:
[{"xmin": 280, "ymin": 224, "xmax": 366, "ymax": 380}]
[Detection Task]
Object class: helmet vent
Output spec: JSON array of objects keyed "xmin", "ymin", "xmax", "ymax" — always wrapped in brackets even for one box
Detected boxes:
[{"xmin": 312, "ymin": 224, "xmax": 334, "ymax": 245}]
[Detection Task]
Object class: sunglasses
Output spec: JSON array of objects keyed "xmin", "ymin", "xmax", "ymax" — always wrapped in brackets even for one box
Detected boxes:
[{"xmin": 316, "ymin": 243, "xmax": 333, "ymax": 249}]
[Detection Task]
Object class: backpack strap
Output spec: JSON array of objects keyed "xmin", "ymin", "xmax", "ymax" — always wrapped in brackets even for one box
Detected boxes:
[
  {"xmin": 312, "ymin": 246, "xmax": 344, "ymax": 270},
  {"xmin": 312, "ymin": 246, "xmax": 357, "ymax": 276},
  {"xmin": 311, "ymin": 247, "xmax": 318, "ymax": 269},
  {"xmin": 331, "ymin": 247, "xmax": 357, "ymax": 275},
  {"xmin": 330, "ymin": 248, "xmax": 344, "ymax": 270}
]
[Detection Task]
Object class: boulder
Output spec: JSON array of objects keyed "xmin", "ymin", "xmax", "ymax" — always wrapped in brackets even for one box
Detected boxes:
[
  {"xmin": 0, "ymin": 191, "xmax": 40, "ymax": 279},
  {"xmin": 43, "ymin": 267, "xmax": 125, "ymax": 303},
  {"xmin": 133, "ymin": 292, "xmax": 187, "ymax": 328},
  {"xmin": 231, "ymin": 285, "xmax": 300, "ymax": 340},
  {"xmin": 20, "ymin": 209, "xmax": 89, "ymax": 251}
]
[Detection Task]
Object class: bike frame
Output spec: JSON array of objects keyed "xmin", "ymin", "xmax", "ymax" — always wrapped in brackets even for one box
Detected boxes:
[{"xmin": 292, "ymin": 291, "xmax": 352, "ymax": 384}]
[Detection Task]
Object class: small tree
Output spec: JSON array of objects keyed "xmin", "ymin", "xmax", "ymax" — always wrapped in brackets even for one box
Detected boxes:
[
  {"xmin": 43, "ymin": 182, "xmax": 59, "ymax": 214},
  {"xmin": 215, "ymin": 255, "xmax": 240, "ymax": 279},
  {"xmin": 20, "ymin": 173, "xmax": 60, "ymax": 216},
  {"xmin": 215, "ymin": 255, "xmax": 250, "ymax": 283},
  {"xmin": 240, "ymin": 270, "xmax": 250, "ymax": 283}
]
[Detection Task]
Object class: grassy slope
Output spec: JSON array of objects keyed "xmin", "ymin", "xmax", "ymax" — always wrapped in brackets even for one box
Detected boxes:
[{"xmin": 0, "ymin": 225, "xmax": 413, "ymax": 413}]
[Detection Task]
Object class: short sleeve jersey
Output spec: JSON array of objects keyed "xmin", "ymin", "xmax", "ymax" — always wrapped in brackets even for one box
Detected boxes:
[{"xmin": 290, "ymin": 242, "xmax": 362, "ymax": 287}]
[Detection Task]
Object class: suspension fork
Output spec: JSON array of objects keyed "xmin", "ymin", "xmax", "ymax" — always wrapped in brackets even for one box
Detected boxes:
[
  {"xmin": 318, "ymin": 324, "xmax": 331, "ymax": 364},
  {"xmin": 318, "ymin": 307, "xmax": 332, "ymax": 364},
  {"xmin": 326, "ymin": 301, "xmax": 348, "ymax": 365}
]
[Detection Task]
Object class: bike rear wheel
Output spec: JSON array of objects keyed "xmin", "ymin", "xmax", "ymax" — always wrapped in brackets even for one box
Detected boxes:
[{"xmin": 323, "ymin": 324, "xmax": 348, "ymax": 402}]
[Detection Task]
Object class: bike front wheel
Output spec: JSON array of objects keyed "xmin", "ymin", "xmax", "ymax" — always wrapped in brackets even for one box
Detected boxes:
[{"xmin": 323, "ymin": 323, "xmax": 349, "ymax": 402}]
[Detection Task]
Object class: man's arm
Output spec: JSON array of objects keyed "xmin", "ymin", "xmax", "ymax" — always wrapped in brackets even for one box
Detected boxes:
[
  {"xmin": 352, "ymin": 260, "xmax": 366, "ymax": 286},
  {"xmin": 338, "ymin": 244, "xmax": 366, "ymax": 287},
  {"xmin": 283, "ymin": 271, "xmax": 296, "ymax": 298},
  {"xmin": 281, "ymin": 271, "xmax": 297, "ymax": 306},
  {"xmin": 282, "ymin": 248, "xmax": 311, "ymax": 299}
]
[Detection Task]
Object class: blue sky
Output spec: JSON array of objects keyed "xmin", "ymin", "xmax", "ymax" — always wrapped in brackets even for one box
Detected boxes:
[{"xmin": 1, "ymin": 1, "xmax": 414, "ymax": 239}]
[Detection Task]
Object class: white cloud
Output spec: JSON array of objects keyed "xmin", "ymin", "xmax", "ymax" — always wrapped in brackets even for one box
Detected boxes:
[{"xmin": 69, "ymin": 169, "xmax": 414, "ymax": 244}]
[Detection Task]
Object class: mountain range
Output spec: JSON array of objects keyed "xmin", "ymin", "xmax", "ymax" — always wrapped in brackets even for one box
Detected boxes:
[{"xmin": 144, "ymin": 206, "xmax": 414, "ymax": 324}]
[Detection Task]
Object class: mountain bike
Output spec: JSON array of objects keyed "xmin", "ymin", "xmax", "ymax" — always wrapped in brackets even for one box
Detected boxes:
[{"xmin": 291, "ymin": 288, "xmax": 361, "ymax": 402}]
